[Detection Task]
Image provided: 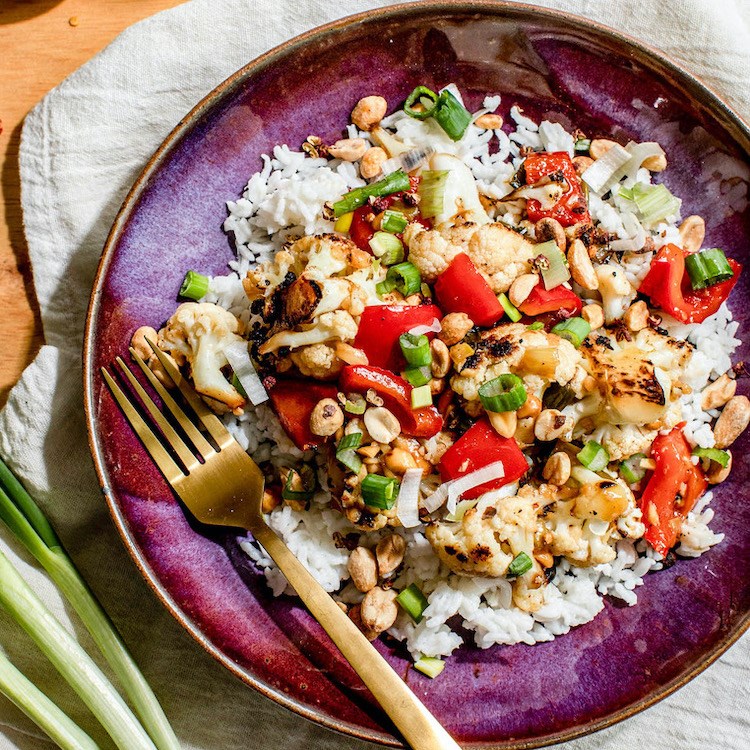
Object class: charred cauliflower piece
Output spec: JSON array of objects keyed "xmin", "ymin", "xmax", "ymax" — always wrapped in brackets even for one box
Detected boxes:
[
  {"xmin": 465, "ymin": 223, "xmax": 536, "ymax": 293},
  {"xmin": 259, "ymin": 310, "xmax": 358, "ymax": 355},
  {"xmin": 403, "ymin": 223, "xmax": 461, "ymax": 282},
  {"xmin": 158, "ymin": 302, "xmax": 246, "ymax": 410},
  {"xmin": 290, "ymin": 342, "xmax": 343, "ymax": 379}
]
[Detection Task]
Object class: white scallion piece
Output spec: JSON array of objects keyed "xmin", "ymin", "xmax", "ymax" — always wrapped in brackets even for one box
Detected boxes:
[
  {"xmin": 582, "ymin": 143, "xmax": 632, "ymax": 194},
  {"xmin": 446, "ymin": 461, "xmax": 505, "ymax": 513},
  {"xmin": 409, "ymin": 318, "xmax": 442, "ymax": 336},
  {"xmin": 223, "ymin": 340, "xmax": 268, "ymax": 405},
  {"xmin": 396, "ymin": 468, "xmax": 424, "ymax": 528}
]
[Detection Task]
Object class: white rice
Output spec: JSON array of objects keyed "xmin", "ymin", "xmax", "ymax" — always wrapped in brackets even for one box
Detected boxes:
[{"xmin": 209, "ymin": 98, "xmax": 737, "ymax": 659}]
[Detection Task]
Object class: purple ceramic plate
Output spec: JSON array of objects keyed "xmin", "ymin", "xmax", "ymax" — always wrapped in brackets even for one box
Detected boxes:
[{"xmin": 84, "ymin": 2, "xmax": 750, "ymax": 747}]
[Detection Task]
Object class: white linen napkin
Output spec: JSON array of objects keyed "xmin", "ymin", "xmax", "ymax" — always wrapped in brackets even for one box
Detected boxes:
[{"xmin": 2, "ymin": 0, "xmax": 749, "ymax": 747}]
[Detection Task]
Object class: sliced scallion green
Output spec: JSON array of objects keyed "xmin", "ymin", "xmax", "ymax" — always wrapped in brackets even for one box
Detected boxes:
[
  {"xmin": 404, "ymin": 86, "xmax": 439, "ymax": 120},
  {"xmin": 333, "ymin": 170, "xmax": 410, "ymax": 217},
  {"xmin": 578, "ymin": 440, "xmax": 609, "ymax": 472},
  {"xmin": 574, "ymin": 138, "xmax": 591, "ymax": 154},
  {"xmin": 404, "ymin": 365, "xmax": 432, "ymax": 387},
  {"xmin": 498, "ymin": 293, "xmax": 522, "ymax": 322},
  {"xmin": 552, "ymin": 317, "xmax": 591, "ymax": 347},
  {"xmin": 624, "ymin": 182, "xmax": 680, "ymax": 225},
  {"xmin": 527, "ymin": 321, "xmax": 545, "ymax": 331},
  {"xmin": 506, "ymin": 552, "xmax": 533, "ymax": 577},
  {"xmin": 411, "ymin": 384, "xmax": 433, "ymax": 409},
  {"xmin": 478, "ymin": 374, "xmax": 527, "ymax": 413},
  {"xmin": 396, "ymin": 583, "xmax": 429, "ymax": 623},
  {"xmin": 434, "ymin": 90, "xmax": 472, "ymax": 141},
  {"xmin": 684, "ymin": 248, "xmax": 734, "ymax": 290},
  {"xmin": 381, "ymin": 209, "xmax": 409, "ymax": 234},
  {"xmin": 692, "ymin": 447, "xmax": 730, "ymax": 468},
  {"xmin": 535, "ymin": 240, "xmax": 570, "ymax": 289},
  {"xmin": 369, "ymin": 231, "xmax": 405, "ymax": 265},
  {"xmin": 386, "ymin": 262, "xmax": 422, "ymax": 296},
  {"xmin": 344, "ymin": 393, "xmax": 366, "ymax": 415},
  {"xmin": 376, "ymin": 277, "xmax": 397, "ymax": 298},
  {"xmin": 619, "ymin": 453, "xmax": 647, "ymax": 484},
  {"xmin": 399, "ymin": 332, "xmax": 432, "ymax": 367},
  {"xmin": 179, "ymin": 270, "xmax": 209, "ymax": 301},
  {"xmin": 282, "ymin": 465, "xmax": 316, "ymax": 503},
  {"xmin": 361, "ymin": 474, "xmax": 400, "ymax": 510},
  {"xmin": 414, "ymin": 655, "xmax": 445, "ymax": 678},
  {"xmin": 418, "ymin": 170, "xmax": 449, "ymax": 219},
  {"xmin": 336, "ymin": 433, "xmax": 363, "ymax": 473}
]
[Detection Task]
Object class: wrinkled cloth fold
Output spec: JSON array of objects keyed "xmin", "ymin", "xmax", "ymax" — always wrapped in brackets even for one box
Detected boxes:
[{"xmin": 1, "ymin": 0, "xmax": 749, "ymax": 747}]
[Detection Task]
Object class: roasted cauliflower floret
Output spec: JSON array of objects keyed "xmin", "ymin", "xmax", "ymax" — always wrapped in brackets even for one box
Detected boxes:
[
  {"xmin": 290, "ymin": 343, "xmax": 343, "ymax": 379},
  {"xmin": 465, "ymin": 224, "xmax": 535, "ymax": 293},
  {"xmin": 158, "ymin": 302, "xmax": 246, "ymax": 410},
  {"xmin": 403, "ymin": 223, "xmax": 461, "ymax": 282},
  {"xmin": 259, "ymin": 310, "xmax": 358, "ymax": 354},
  {"xmin": 588, "ymin": 423, "xmax": 657, "ymax": 462},
  {"xmin": 595, "ymin": 263, "xmax": 636, "ymax": 322}
]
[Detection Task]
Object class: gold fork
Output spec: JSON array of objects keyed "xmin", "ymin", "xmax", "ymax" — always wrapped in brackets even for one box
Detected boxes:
[{"xmin": 101, "ymin": 343, "xmax": 462, "ymax": 750}]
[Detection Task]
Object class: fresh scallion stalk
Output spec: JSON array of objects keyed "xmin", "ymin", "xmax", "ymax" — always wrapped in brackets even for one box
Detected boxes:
[
  {"xmin": 551, "ymin": 317, "xmax": 591, "ymax": 347},
  {"xmin": 692, "ymin": 447, "xmax": 730, "ymax": 468},
  {"xmin": 0, "ymin": 650, "xmax": 99, "ymax": 750},
  {"xmin": 396, "ymin": 583, "xmax": 428, "ymax": 623},
  {"xmin": 0, "ymin": 457, "xmax": 179, "ymax": 750},
  {"xmin": 404, "ymin": 365, "xmax": 432, "ymax": 387},
  {"xmin": 281, "ymin": 466, "xmax": 316, "ymax": 503},
  {"xmin": 411, "ymin": 384, "xmax": 433, "ymax": 409},
  {"xmin": 574, "ymin": 138, "xmax": 591, "ymax": 154},
  {"xmin": 386, "ymin": 262, "xmax": 422, "ymax": 296},
  {"xmin": 684, "ymin": 248, "xmax": 734, "ymax": 290},
  {"xmin": 434, "ymin": 90, "xmax": 472, "ymax": 141},
  {"xmin": 417, "ymin": 170, "xmax": 449, "ymax": 218},
  {"xmin": 344, "ymin": 393, "xmax": 366, "ymax": 415},
  {"xmin": 498, "ymin": 293, "xmax": 522, "ymax": 322},
  {"xmin": 178, "ymin": 270, "xmax": 209, "ymax": 301},
  {"xmin": 404, "ymin": 86, "xmax": 439, "ymax": 120},
  {"xmin": 627, "ymin": 182, "xmax": 680, "ymax": 225},
  {"xmin": 399, "ymin": 332, "xmax": 432, "ymax": 367},
  {"xmin": 535, "ymin": 240, "xmax": 570, "ymax": 289},
  {"xmin": 336, "ymin": 433, "xmax": 363, "ymax": 473},
  {"xmin": 375, "ymin": 277, "xmax": 397, "ymax": 298},
  {"xmin": 333, "ymin": 170, "xmax": 410, "ymax": 217},
  {"xmin": 369, "ymin": 231, "xmax": 405, "ymax": 265},
  {"xmin": 478, "ymin": 374, "xmax": 527, "ymax": 413},
  {"xmin": 619, "ymin": 453, "xmax": 647, "ymax": 484},
  {"xmin": 506, "ymin": 552, "xmax": 533, "ymax": 577},
  {"xmin": 414, "ymin": 655, "xmax": 445, "ymax": 678},
  {"xmin": 577, "ymin": 440, "xmax": 610, "ymax": 472},
  {"xmin": 381, "ymin": 209, "xmax": 409, "ymax": 234},
  {"xmin": 361, "ymin": 474, "xmax": 400, "ymax": 510},
  {"xmin": 527, "ymin": 321, "xmax": 545, "ymax": 331}
]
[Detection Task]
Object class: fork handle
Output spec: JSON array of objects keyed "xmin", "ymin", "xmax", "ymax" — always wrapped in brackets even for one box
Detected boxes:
[{"xmin": 251, "ymin": 524, "xmax": 462, "ymax": 750}]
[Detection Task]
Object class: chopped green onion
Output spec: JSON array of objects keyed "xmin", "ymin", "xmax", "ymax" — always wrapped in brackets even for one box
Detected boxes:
[
  {"xmin": 361, "ymin": 474, "xmax": 400, "ymax": 510},
  {"xmin": 179, "ymin": 270, "xmax": 209, "ymax": 300},
  {"xmin": 282, "ymin": 465, "xmax": 316, "ymax": 503},
  {"xmin": 418, "ymin": 170, "xmax": 449, "ymax": 219},
  {"xmin": 399, "ymin": 332, "xmax": 432, "ymax": 367},
  {"xmin": 478, "ymin": 374, "xmax": 527, "ymax": 413},
  {"xmin": 376, "ymin": 277, "xmax": 397, "ymax": 297},
  {"xmin": 404, "ymin": 365, "xmax": 432, "ymax": 387},
  {"xmin": 434, "ymin": 90, "xmax": 472, "ymax": 141},
  {"xmin": 551, "ymin": 317, "xmax": 591, "ymax": 347},
  {"xmin": 535, "ymin": 240, "xmax": 570, "ymax": 289},
  {"xmin": 574, "ymin": 138, "xmax": 591, "ymax": 154},
  {"xmin": 414, "ymin": 655, "xmax": 445, "ymax": 678},
  {"xmin": 411, "ymin": 384, "xmax": 433, "ymax": 409},
  {"xmin": 344, "ymin": 393, "xmax": 366, "ymax": 414},
  {"xmin": 623, "ymin": 182, "xmax": 681, "ymax": 226},
  {"xmin": 507, "ymin": 552, "xmax": 533, "ymax": 577},
  {"xmin": 336, "ymin": 433, "xmax": 363, "ymax": 473},
  {"xmin": 498, "ymin": 293, "xmax": 522, "ymax": 322},
  {"xmin": 542, "ymin": 383, "xmax": 576, "ymax": 410},
  {"xmin": 369, "ymin": 231, "xmax": 404, "ymax": 265},
  {"xmin": 0, "ymin": 457, "xmax": 180, "ymax": 750},
  {"xmin": 396, "ymin": 583, "xmax": 429, "ymax": 622},
  {"xmin": 692, "ymin": 447, "xmax": 730, "ymax": 468},
  {"xmin": 333, "ymin": 169, "xmax": 410, "ymax": 217},
  {"xmin": 404, "ymin": 86, "xmax": 439, "ymax": 120},
  {"xmin": 381, "ymin": 209, "xmax": 409, "ymax": 234},
  {"xmin": 684, "ymin": 248, "xmax": 734, "ymax": 290},
  {"xmin": 578, "ymin": 440, "xmax": 610, "ymax": 472},
  {"xmin": 231, "ymin": 373, "xmax": 248, "ymax": 399},
  {"xmin": 386, "ymin": 262, "xmax": 422, "ymax": 296},
  {"xmin": 527, "ymin": 321, "xmax": 545, "ymax": 331},
  {"xmin": 619, "ymin": 453, "xmax": 647, "ymax": 484}
]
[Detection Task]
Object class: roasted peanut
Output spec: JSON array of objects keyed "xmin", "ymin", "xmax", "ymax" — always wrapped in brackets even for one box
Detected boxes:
[
  {"xmin": 261, "ymin": 487, "xmax": 282, "ymax": 514},
  {"xmin": 678, "ymin": 215, "xmax": 705, "ymax": 254},
  {"xmin": 335, "ymin": 342, "xmax": 369, "ymax": 365},
  {"xmin": 360, "ymin": 586, "xmax": 399, "ymax": 634},
  {"xmin": 488, "ymin": 410, "xmax": 517, "ymax": 438},
  {"xmin": 706, "ymin": 450, "xmax": 732, "ymax": 484},
  {"xmin": 517, "ymin": 393, "xmax": 542, "ymax": 419},
  {"xmin": 534, "ymin": 551, "xmax": 554, "ymax": 569},
  {"xmin": 309, "ymin": 398, "xmax": 344, "ymax": 436},
  {"xmin": 348, "ymin": 603, "xmax": 379, "ymax": 640},
  {"xmin": 375, "ymin": 533, "xmax": 406, "ymax": 577},
  {"xmin": 624, "ymin": 300, "xmax": 649, "ymax": 331},
  {"xmin": 534, "ymin": 218, "xmax": 566, "ymax": 252},
  {"xmin": 515, "ymin": 416, "xmax": 536, "ymax": 445},
  {"xmin": 509, "ymin": 273, "xmax": 540, "ymax": 307},
  {"xmin": 351, "ymin": 96, "xmax": 388, "ymax": 131},
  {"xmin": 131, "ymin": 326, "xmax": 159, "ymax": 361},
  {"xmin": 713, "ymin": 395, "xmax": 750, "ymax": 448},
  {"xmin": 364, "ymin": 406, "xmax": 401, "ymax": 444},
  {"xmin": 572, "ymin": 155, "xmax": 594, "ymax": 176},
  {"xmin": 581, "ymin": 303, "xmax": 605, "ymax": 330},
  {"xmin": 475, "ymin": 113, "xmax": 503, "ymax": 129},
  {"xmin": 384, "ymin": 447, "xmax": 418, "ymax": 475},
  {"xmin": 438, "ymin": 312, "xmax": 473, "ymax": 346},
  {"xmin": 348, "ymin": 547, "xmax": 378, "ymax": 592},
  {"xmin": 567, "ymin": 239, "xmax": 599, "ymax": 290},
  {"xmin": 589, "ymin": 138, "xmax": 618, "ymax": 160},
  {"xmin": 642, "ymin": 153, "xmax": 667, "ymax": 172},
  {"xmin": 430, "ymin": 378, "xmax": 445, "ymax": 395},
  {"xmin": 430, "ymin": 338, "xmax": 451, "ymax": 378},
  {"xmin": 360, "ymin": 147, "xmax": 387, "ymax": 179},
  {"xmin": 542, "ymin": 452, "xmax": 571, "ymax": 486},
  {"xmin": 327, "ymin": 138, "xmax": 368, "ymax": 162},
  {"xmin": 702, "ymin": 374, "xmax": 737, "ymax": 410},
  {"xmin": 534, "ymin": 409, "xmax": 571, "ymax": 441}
]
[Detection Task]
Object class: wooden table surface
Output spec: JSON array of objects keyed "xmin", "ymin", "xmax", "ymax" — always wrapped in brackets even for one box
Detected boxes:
[{"xmin": 0, "ymin": 0, "xmax": 184, "ymax": 408}]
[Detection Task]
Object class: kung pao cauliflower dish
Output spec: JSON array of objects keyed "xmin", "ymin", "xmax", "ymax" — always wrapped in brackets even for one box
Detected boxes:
[{"xmin": 136, "ymin": 85, "xmax": 748, "ymax": 671}]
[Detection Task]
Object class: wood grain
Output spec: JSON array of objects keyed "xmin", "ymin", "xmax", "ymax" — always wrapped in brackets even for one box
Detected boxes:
[{"xmin": 0, "ymin": 0, "xmax": 184, "ymax": 407}]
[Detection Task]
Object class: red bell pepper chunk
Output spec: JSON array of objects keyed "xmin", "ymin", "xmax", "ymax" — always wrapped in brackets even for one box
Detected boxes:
[
  {"xmin": 523, "ymin": 152, "xmax": 591, "ymax": 227},
  {"xmin": 639, "ymin": 243, "xmax": 741, "ymax": 324},
  {"xmin": 518, "ymin": 284, "xmax": 582, "ymax": 317},
  {"xmin": 266, "ymin": 378, "xmax": 338, "ymax": 451},
  {"xmin": 339, "ymin": 365, "xmax": 443, "ymax": 438},
  {"xmin": 640, "ymin": 428, "xmax": 707, "ymax": 557},
  {"xmin": 434, "ymin": 253, "xmax": 504, "ymax": 327},
  {"xmin": 354, "ymin": 304, "xmax": 443, "ymax": 371},
  {"xmin": 439, "ymin": 418, "xmax": 529, "ymax": 499}
]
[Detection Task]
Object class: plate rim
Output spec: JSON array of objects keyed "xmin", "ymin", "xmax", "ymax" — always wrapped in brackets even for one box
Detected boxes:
[{"xmin": 83, "ymin": 2, "xmax": 750, "ymax": 747}]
